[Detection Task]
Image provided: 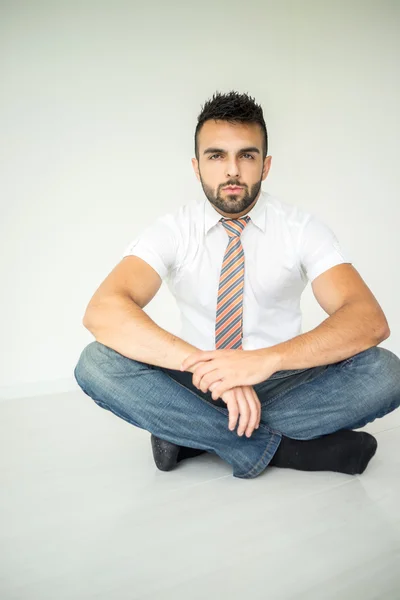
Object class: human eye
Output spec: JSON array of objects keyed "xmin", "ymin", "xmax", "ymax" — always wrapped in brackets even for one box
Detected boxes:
[
  {"xmin": 209, "ymin": 153, "xmax": 222, "ymax": 159},
  {"xmin": 242, "ymin": 153, "xmax": 255, "ymax": 159}
]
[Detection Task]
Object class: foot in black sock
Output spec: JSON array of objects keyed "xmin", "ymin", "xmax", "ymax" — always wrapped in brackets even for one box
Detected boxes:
[
  {"xmin": 269, "ymin": 429, "xmax": 378, "ymax": 475},
  {"xmin": 150, "ymin": 434, "xmax": 207, "ymax": 471}
]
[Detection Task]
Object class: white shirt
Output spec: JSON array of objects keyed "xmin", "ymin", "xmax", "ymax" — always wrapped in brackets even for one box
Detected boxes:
[{"xmin": 121, "ymin": 190, "xmax": 351, "ymax": 351}]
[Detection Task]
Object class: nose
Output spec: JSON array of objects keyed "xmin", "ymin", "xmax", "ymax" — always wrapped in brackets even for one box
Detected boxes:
[{"xmin": 225, "ymin": 158, "xmax": 240, "ymax": 179}]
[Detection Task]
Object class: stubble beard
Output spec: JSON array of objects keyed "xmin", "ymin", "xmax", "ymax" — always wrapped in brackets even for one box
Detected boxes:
[{"xmin": 199, "ymin": 176, "xmax": 263, "ymax": 215}]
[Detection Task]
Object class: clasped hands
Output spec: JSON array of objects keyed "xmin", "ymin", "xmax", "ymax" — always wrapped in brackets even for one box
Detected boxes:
[{"xmin": 180, "ymin": 349, "xmax": 280, "ymax": 438}]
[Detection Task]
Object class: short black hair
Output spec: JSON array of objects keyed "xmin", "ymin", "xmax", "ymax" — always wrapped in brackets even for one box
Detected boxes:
[{"xmin": 194, "ymin": 90, "xmax": 268, "ymax": 160}]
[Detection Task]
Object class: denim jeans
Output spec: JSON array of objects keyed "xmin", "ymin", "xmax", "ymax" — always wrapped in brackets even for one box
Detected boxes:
[{"xmin": 73, "ymin": 341, "xmax": 400, "ymax": 479}]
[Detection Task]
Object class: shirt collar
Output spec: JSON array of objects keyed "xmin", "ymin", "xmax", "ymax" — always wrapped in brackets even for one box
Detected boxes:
[{"xmin": 204, "ymin": 189, "xmax": 269, "ymax": 235}]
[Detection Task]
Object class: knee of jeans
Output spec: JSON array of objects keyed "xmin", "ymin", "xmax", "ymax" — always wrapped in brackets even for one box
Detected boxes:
[
  {"xmin": 377, "ymin": 348, "xmax": 400, "ymax": 406},
  {"xmin": 353, "ymin": 347, "xmax": 400, "ymax": 415},
  {"xmin": 369, "ymin": 347, "xmax": 400, "ymax": 390},
  {"xmin": 73, "ymin": 341, "xmax": 110, "ymax": 393},
  {"xmin": 74, "ymin": 340, "xmax": 152, "ymax": 394}
]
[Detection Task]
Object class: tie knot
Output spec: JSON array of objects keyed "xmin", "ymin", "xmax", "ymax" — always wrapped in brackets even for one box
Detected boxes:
[{"xmin": 221, "ymin": 216, "xmax": 250, "ymax": 238}]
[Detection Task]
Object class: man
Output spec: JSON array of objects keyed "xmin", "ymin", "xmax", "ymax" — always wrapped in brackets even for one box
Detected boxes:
[{"xmin": 74, "ymin": 91, "xmax": 400, "ymax": 479}]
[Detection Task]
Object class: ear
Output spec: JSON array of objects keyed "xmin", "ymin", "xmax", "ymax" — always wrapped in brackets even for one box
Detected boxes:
[
  {"xmin": 191, "ymin": 157, "xmax": 200, "ymax": 181},
  {"xmin": 262, "ymin": 156, "xmax": 272, "ymax": 180}
]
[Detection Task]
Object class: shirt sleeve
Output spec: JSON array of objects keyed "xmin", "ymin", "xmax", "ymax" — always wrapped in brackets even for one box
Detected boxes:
[
  {"xmin": 298, "ymin": 214, "xmax": 352, "ymax": 283},
  {"xmin": 120, "ymin": 214, "xmax": 180, "ymax": 280}
]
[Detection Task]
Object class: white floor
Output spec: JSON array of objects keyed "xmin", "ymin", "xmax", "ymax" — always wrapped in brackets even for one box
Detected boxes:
[{"xmin": 1, "ymin": 390, "xmax": 400, "ymax": 600}]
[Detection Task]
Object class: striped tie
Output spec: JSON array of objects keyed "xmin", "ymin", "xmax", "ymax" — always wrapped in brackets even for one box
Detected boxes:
[{"xmin": 215, "ymin": 216, "xmax": 250, "ymax": 349}]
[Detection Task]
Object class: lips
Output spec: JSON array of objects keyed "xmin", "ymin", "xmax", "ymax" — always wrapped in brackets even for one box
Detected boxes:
[{"xmin": 224, "ymin": 186, "xmax": 242, "ymax": 191}]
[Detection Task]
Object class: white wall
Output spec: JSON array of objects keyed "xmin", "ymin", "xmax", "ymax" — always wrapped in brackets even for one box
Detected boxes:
[{"xmin": 1, "ymin": 0, "xmax": 399, "ymax": 399}]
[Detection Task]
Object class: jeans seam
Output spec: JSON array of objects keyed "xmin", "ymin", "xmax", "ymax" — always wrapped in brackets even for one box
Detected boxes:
[{"xmin": 239, "ymin": 431, "xmax": 281, "ymax": 478}]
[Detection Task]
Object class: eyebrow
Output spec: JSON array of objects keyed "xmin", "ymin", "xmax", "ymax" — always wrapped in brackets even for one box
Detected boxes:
[{"xmin": 203, "ymin": 146, "xmax": 260, "ymax": 156}]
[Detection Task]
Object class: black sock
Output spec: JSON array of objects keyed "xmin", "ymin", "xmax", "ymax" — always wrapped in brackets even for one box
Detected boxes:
[
  {"xmin": 269, "ymin": 429, "xmax": 378, "ymax": 475},
  {"xmin": 177, "ymin": 446, "xmax": 208, "ymax": 463}
]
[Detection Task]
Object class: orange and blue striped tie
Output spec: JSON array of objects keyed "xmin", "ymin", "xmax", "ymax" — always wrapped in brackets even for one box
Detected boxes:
[{"xmin": 215, "ymin": 216, "xmax": 250, "ymax": 349}]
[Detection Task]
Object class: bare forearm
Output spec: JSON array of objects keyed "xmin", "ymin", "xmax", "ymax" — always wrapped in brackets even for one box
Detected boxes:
[
  {"xmin": 83, "ymin": 295, "xmax": 199, "ymax": 371},
  {"xmin": 268, "ymin": 301, "xmax": 390, "ymax": 371}
]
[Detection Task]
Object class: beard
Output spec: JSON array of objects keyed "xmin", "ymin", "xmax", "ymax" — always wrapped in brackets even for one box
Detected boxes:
[{"xmin": 199, "ymin": 175, "xmax": 263, "ymax": 215}]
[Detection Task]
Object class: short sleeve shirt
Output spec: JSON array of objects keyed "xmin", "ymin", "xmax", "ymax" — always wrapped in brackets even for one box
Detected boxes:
[{"xmin": 121, "ymin": 190, "xmax": 352, "ymax": 350}]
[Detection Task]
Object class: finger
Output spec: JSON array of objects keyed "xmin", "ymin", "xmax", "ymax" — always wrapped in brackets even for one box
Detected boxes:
[
  {"xmin": 243, "ymin": 388, "xmax": 259, "ymax": 437},
  {"xmin": 181, "ymin": 351, "xmax": 215, "ymax": 371},
  {"xmin": 192, "ymin": 363, "xmax": 217, "ymax": 389},
  {"xmin": 246, "ymin": 386, "xmax": 261, "ymax": 429},
  {"xmin": 235, "ymin": 388, "xmax": 250, "ymax": 437},
  {"xmin": 198, "ymin": 370, "xmax": 222, "ymax": 393},
  {"xmin": 209, "ymin": 381, "xmax": 224, "ymax": 394},
  {"xmin": 211, "ymin": 379, "xmax": 234, "ymax": 400},
  {"xmin": 225, "ymin": 394, "xmax": 239, "ymax": 431},
  {"xmin": 191, "ymin": 363, "xmax": 212, "ymax": 387},
  {"xmin": 250, "ymin": 387, "xmax": 262, "ymax": 428}
]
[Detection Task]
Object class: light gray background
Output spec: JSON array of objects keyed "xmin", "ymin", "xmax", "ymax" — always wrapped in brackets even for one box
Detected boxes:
[{"xmin": 1, "ymin": 0, "xmax": 398, "ymax": 399}]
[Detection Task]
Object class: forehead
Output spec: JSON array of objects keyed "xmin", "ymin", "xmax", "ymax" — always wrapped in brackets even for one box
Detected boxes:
[{"xmin": 198, "ymin": 119, "xmax": 263, "ymax": 150}]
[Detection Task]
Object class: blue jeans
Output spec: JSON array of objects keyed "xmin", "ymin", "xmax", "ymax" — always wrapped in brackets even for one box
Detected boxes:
[{"xmin": 73, "ymin": 341, "xmax": 400, "ymax": 479}]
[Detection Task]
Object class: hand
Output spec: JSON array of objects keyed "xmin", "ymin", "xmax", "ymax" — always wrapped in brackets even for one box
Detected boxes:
[
  {"xmin": 221, "ymin": 385, "xmax": 261, "ymax": 438},
  {"xmin": 181, "ymin": 348, "xmax": 280, "ymax": 400}
]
